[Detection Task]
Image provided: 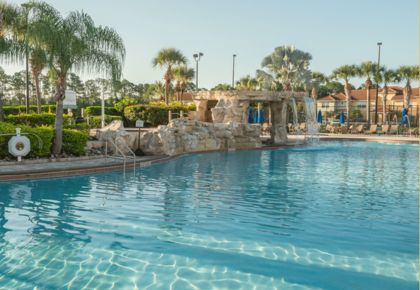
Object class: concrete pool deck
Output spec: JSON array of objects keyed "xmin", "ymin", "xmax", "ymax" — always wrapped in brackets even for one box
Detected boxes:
[
  {"xmin": 289, "ymin": 134, "xmax": 419, "ymax": 144},
  {"xmin": 0, "ymin": 155, "xmax": 171, "ymax": 181},
  {"xmin": 0, "ymin": 134, "xmax": 417, "ymax": 181}
]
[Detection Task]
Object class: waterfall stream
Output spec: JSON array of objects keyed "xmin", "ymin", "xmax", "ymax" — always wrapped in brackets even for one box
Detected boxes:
[
  {"xmin": 303, "ymin": 96, "xmax": 319, "ymax": 142},
  {"xmin": 289, "ymin": 97, "xmax": 301, "ymax": 135}
]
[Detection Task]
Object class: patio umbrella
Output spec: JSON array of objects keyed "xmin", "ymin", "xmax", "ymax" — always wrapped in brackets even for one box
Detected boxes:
[
  {"xmin": 317, "ymin": 110, "xmax": 323, "ymax": 124},
  {"xmin": 339, "ymin": 112, "xmax": 345, "ymax": 124},
  {"xmin": 401, "ymin": 108, "xmax": 408, "ymax": 125},
  {"xmin": 248, "ymin": 107, "xmax": 254, "ymax": 123}
]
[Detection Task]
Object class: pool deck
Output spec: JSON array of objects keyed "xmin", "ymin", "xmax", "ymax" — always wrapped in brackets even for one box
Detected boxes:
[
  {"xmin": 294, "ymin": 134, "xmax": 419, "ymax": 144},
  {"xmin": 0, "ymin": 155, "xmax": 172, "ymax": 181},
  {"xmin": 0, "ymin": 134, "xmax": 417, "ymax": 181}
]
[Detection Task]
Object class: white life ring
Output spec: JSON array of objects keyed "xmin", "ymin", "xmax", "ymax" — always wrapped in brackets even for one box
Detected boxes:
[{"xmin": 8, "ymin": 135, "xmax": 31, "ymax": 157}]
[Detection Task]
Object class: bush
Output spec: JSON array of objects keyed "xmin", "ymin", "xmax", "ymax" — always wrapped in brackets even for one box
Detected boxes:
[
  {"xmin": 124, "ymin": 102, "xmax": 196, "ymax": 127},
  {"xmin": 5, "ymin": 113, "xmax": 71, "ymax": 127},
  {"xmin": 0, "ymin": 122, "xmax": 88, "ymax": 158},
  {"xmin": 114, "ymin": 96, "xmax": 142, "ymax": 112},
  {"xmin": 85, "ymin": 106, "xmax": 119, "ymax": 116},
  {"xmin": 88, "ymin": 115, "xmax": 122, "ymax": 128},
  {"xmin": 3, "ymin": 105, "xmax": 56, "ymax": 115},
  {"xmin": 62, "ymin": 129, "xmax": 89, "ymax": 156}
]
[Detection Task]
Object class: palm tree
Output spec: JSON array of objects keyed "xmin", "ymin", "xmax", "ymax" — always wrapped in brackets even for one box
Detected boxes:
[
  {"xmin": 152, "ymin": 48, "xmax": 187, "ymax": 104},
  {"xmin": 356, "ymin": 61, "xmax": 376, "ymax": 124},
  {"xmin": 0, "ymin": 2, "xmax": 63, "ymax": 113},
  {"xmin": 397, "ymin": 65, "xmax": 419, "ymax": 109},
  {"xmin": 236, "ymin": 75, "xmax": 258, "ymax": 91},
  {"xmin": 376, "ymin": 68, "xmax": 399, "ymax": 124},
  {"xmin": 255, "ymin": 69, "xmax": 282, "ymax": 91},
  {"xmin": 332, "ymin": 65, "xmax": 357, "ymax": 127},
  {"xmin": 28, "ymin": 5, "xmax": 125, "ymax": 154},
  {"xmin": 172, "ymin": 65, "xmax": 194, "ymax": 102},
  {"xmin": 261, "ymin": 45, "xmax": 312, "ymax": 91},
  {"xmin": 310, "ymin": 72, "xmax": 328, "ymax": 100}
]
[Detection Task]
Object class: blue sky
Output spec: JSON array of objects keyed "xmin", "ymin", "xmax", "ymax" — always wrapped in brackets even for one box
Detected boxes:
[{"xmin": 6, "ymin": 0, "xmax": 419, "ymax": 88}]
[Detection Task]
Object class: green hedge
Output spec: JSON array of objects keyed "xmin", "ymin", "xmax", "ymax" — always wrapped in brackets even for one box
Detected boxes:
[
  {"xmin": 85, "ymin": 106, "xmax": 119, "ymax": 116},
  {"xmin": 3, "ymin": 105, "xmax": 56, "ymax": 115},
  {"xmin": 88, "ymin": 115, "xmax": 122, "ymax": 128},
  {"xmin": 0, "ymin": 122, "xmax": 88, "ymax": 158},
  {"xmin": 124, "ymin": 102, "xmax": 196, "ymax": 127},
  {"xmin": 62, "ymin": 129, "xmax": 89, "ymax": 156},
  {"xmin": 5, "ymin": 113, "xmax": 71, "ymax": 127}
]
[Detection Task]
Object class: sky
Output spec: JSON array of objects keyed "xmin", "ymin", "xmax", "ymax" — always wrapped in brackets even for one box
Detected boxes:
[{"xmin": 5, "ymin": 0, "xmax": 419, "ymax": 89}]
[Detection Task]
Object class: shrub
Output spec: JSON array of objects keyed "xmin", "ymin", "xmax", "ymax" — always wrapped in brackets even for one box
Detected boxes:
[
  {"xmin": 3, "ymin": 105, "xmax": 56, "ymax": 115},
  {"xmin": 62, "ymin": 129, "xmax": 89, "ymax": 156},
  {"xmin": 88, "ymin": 115, "xmax": 122, "ymax": 128},
  {"xmin": 85, "ymin": 106, "xmax": 119, "ymax": 116},
  {"xmin": 124, "ymin": 102, "xmax": 195, "ymax": 127},
  {"xmin": 0, "ymin": 122, "xmax": 88, "ymax": 158},
  {"xmin": 5, "ymin": 113, "xmax": 71, "ymax": 127},
  {"xmin": 114, "ymin": 96, "xmax": 142, "ymax": 112}
]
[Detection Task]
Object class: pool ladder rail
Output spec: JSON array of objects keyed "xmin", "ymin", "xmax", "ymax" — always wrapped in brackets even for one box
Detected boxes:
[{"xmin": 104, "ymin": 138, "xmax": 136, "ymax": 174}]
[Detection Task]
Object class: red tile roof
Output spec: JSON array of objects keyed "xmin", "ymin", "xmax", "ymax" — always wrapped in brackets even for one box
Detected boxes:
[{"xmin": 318, "ymin": 87, "xmax": 419, "ymax": 102}]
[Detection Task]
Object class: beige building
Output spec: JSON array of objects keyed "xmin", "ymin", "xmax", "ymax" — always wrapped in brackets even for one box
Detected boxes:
[{"xmin": 317, "ymin": 87, "xmax": 419, "ymax": 124}]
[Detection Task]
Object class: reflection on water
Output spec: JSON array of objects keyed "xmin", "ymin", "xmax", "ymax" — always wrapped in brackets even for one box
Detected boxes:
[{"xmin": 0, "ymin": 141, "xmax": 418, "ymax": 289}]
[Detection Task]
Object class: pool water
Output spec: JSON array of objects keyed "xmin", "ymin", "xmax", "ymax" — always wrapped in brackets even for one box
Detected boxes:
[{"xmin": 0, "ymin": 141, "xmax": 418, "ymax": 289}]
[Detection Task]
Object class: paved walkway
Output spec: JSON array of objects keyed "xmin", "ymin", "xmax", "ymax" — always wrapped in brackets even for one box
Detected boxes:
[{"xmin": 288, "ymin": 134, "xmax": 419, "ymax": 144}]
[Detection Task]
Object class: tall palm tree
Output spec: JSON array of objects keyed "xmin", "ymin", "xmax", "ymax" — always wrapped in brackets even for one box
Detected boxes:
[
  {"xmin": 255, "ymin": 69, "xmax": 282, "ymax": 91},
  {"xmin": 310, "ymin": 72, "xmax": 328, "ymax": 99},
  {"xmin": 357, "ymin": 61, "xmax": 376, "ymax": 124},
  {"xmin": 152, "ymin": 48, "xmax": 187, "ymax": 104},
  {"xmin": 261, "ymin": 45, "xmax": 312, "ymax": 91},
  {"xmin": 332, "ymin": 65, "xmax": 357, "ymax": 127},
  {"xmin": 309, "ymin": 72, "xmax": 328, "ymax": 112},
  {"xmin": 29, "ymin": 5, "xmax": 125, "ymax": 154},
  {"xmin": 0, "ymin": 2, "xmax": 59, "ymax": 113},
  {"xmin": 172, "ymin": 65, "xmax": 194, "ymax": 102},
  {"xmin": 397, "ymin": 65, "xmax": 419, "ymax": 109}
]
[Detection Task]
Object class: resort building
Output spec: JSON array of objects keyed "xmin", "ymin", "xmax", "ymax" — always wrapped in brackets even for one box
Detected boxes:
[{"xmin": 316, "ymin": 87, "xmax": 419, "ymax": 123}]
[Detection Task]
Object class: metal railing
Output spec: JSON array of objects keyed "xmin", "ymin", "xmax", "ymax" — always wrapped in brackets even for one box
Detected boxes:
[{"xmin": 105, "ymin": 138, "xmax": 136, "ymax": 174}]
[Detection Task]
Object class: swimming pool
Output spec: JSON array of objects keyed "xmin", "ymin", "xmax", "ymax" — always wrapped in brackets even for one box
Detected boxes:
[{"xmin": 0, "ymin": 141, "xmax": 418, "ymax": 289}]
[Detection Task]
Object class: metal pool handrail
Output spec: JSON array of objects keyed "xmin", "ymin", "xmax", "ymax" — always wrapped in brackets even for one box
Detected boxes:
[{"xmin": 105, "ymin": 138, "xmax": 136, "ymax": 174}]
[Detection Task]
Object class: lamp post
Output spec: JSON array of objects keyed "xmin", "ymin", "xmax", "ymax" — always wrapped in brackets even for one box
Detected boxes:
[
  {"xmin": 374, "ymin": 42, "xmax": 382, "ymax": 124},
  {"xmin": 193, "ymin": 52, "xmax": 203, "ymax": 90},
  {"xmin": 232, "ymin": 54, "xmax": 237, "ymax": 88}
]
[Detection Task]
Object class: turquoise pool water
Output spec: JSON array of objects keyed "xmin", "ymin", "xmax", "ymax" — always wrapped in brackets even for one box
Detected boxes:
[{"xmin": 0, "ymin": 141, "xmax": 418, "ymax": 289}]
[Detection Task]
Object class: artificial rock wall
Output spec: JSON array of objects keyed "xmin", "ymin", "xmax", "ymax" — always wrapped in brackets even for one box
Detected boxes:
[{"xmin": 140, "ymin": 119, "xmax": 261, "ymax": 156}]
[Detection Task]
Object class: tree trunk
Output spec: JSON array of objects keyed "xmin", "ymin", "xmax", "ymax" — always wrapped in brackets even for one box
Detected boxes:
[
  {"xmin": 365, "ymin": 81, "xmax": 371, "ymax": 124},
  {"xmin": 34, "ymin": 72, "xmax": 42, "ymax": 114},
  {"xmin": 164, "ymin": 66, "xmax": 172, "ymax": 105},
  {"xmin": 0, "ymin": 89, "xmax": 4, "ymax": 122},
  {"xmin": 382, "ymin": 86, "xmax": 388, "ymax": 124},
  {"xmin": 403, "ymin": 82, "xmax": 412, "ymax": 109},
  {"xmin": 53, "ymin": 76, "xmax": 66, "ymax": 156},
  {"xmin": 345, "ymin": 81, "xmax": 351, "ymax": 128}
]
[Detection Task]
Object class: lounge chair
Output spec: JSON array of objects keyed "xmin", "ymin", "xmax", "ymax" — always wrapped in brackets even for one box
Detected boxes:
[
  {"xmin": 381, "ymin": 124, "xmax": 390, "ymax": 135},
  {"xmin": 389, "ymin": 125, "xmax": 399, "ymax": 135},
  {"xmin": 340, "ymin": 125, "xmax": 348, "ymax": 134},
  {"xmin": 351, "ymin": 124, "xmax": 364, "ymax": 134},
  {"xmin": 299, "ymin": 123, "xmax": 306, "ymax": 132},
  {"xmin": 368, "ymin": 124, "xmax": 377, "ymax": 134}
]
